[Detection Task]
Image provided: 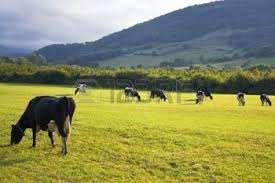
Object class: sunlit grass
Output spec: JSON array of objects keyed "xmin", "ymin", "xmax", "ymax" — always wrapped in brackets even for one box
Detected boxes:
[{"xmin": 0, "ymin": 83, "xmax": 274, "ymax": 182}]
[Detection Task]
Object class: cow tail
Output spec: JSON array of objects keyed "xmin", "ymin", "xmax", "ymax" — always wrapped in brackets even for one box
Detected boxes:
[
  {"xmin": 59, "ymin": 97, "xmax": 71, "ymax": 136},
  {"xmin": 64, "ymin": 115, "xmax": 71, "ymax": 137},
  {"xmin": 66, "ymin": 97, "xmax": 72, "ymax": 135}
]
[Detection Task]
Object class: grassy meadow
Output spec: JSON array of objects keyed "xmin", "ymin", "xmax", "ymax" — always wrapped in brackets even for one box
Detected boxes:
[{"xmin": 0, "ymin": 83, "xmax": 274, "ymax": 182}]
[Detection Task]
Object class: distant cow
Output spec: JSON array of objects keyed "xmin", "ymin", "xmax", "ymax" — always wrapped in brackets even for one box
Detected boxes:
[
  {"xmin": 196, "ymin": 91, "xmax": 205, "ymax": 104},
  {"xmin": 150, "ymin": 89, "xmax": 167, "ymax": 101},
  {"xmin": 260, "ymin": 94, "xmax": 272, "ymax": 106},
  {"xmin": 10, "ymin": 96, "xmax": 76, "ymax": 155},
  {"xmin": 197, "ymin": 89, "xmax": 213, "ymax": 100},
  {"xmin": 124, "ymin": 87, "xmax": 141, "ymax": 101},
  {"xmin": 237, "ymin": 92, "xmax": 246, "ymax": 106},
  {"xmin": 75, "ymin": 84, "xmax": 87, "ymax": 95}
]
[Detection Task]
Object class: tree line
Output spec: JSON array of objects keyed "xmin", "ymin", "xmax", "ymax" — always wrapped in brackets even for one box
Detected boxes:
[{"xmin": 0, "ymin": 58, "xmax": 274, "ymax": 94}]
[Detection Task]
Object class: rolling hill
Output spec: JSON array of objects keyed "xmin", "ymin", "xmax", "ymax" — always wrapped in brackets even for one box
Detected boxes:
[{"xmin": 35, "ymin": 0, "xmax": 275, "ymax": 67}]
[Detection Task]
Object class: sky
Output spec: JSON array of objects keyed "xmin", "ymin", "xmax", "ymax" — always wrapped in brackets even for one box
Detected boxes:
[{"xmin": 0, "ymin": 0, "xmax": 214, "ymax": 50}]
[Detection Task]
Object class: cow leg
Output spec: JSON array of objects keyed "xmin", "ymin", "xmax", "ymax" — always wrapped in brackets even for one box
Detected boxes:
[
  {"xmin": 32, "ymin": 127, "xmax": 36, "ymax": 147},
  {"xmin": 74, "ymin": 88, "xmax": 79, "ymax": 95},
  {"xmin": 58, "ymin": 130, "xmax": 68, "ymax": 155},
  {"xmin": 261, "ymin": 98, "xmax": 265, "ymax": 106},
  {"xmin": 61, "ymin": 137, "xmax": 68, "ymax": 155},
  {"xmin": 48, "ymin": 132, "xmax": 55, "ymax": 147},
  {"xmin": 57, "ymin": 116, "xmax": 71, "ymax": 155}
]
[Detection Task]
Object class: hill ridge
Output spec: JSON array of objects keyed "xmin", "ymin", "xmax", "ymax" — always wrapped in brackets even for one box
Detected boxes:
[{"xmin": 36, "ymin": 0, "xmax": 275, "ymax": 67}]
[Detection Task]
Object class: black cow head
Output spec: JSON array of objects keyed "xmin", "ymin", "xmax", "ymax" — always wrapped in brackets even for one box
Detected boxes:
[
  {"xmin": 137, "ymin": 94, "xmax": 141, "ymax": 101},
  {"xmin": 209, "ymin": 95, "xmax": 213, "ymax": 100},
  {"xmin": 10, "ymin": 124, "xmax": 25, "ymax": 145},
  {"xmin": 267, "ymin": 100, "xmax": 272, "ymax": 106}
]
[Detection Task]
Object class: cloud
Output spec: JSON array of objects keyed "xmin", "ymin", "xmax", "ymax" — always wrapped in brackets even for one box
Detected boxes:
[{"xmin": 0, "ymin": 0, "xmax": 214, "ymax": 50}]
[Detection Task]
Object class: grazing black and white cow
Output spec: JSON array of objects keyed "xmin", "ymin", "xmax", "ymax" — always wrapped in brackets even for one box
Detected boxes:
[
  {"xmin": 237, "ymin": 92, "xmax": 246, "ymax": 106},
  {"xmin": 124, "ymin": 87, "xmax": 141, "ymax": 101},
  {"xmin": 75, "ymin": 83, "xmax": 87, "ymax": 95},
  {"xmin": 150, "ymin": 89, "xmax": 167, "ymax": 101},
  {"xmin": 203, "ymin": 89, "xmax": 213, "ymax": 100},
  {"xmin": 197, "ymin": 89, "xmax": 213, "ymax": 100},
  {"xmin": 260, "ymin": 94, "xmax": 272, "ymax": 106},
  {"xmin": 196, "ymin": 91, "xmax": 205, "ymax": 104},
  {"xmin": 10, "ymin": 96, "xmax": 76, "ymax": 155}
]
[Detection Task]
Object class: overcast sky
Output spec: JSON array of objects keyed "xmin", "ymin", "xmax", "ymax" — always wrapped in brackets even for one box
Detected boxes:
[{"xmin": 1, "ymin": 0, "xmax": 214, "ymax": 50}]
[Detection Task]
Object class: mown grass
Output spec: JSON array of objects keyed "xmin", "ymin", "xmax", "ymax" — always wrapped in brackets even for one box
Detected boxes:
[{"xmin": 0, "ymin": 83, "xmax": 274, "ymax": 182}]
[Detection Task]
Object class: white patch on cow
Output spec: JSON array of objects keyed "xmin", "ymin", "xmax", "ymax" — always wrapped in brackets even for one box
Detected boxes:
[
  {"xmin": 237, "ymin": 94, "xmax": 245, "ymax": 106},
  {"xmin": 48, "ymin": 120, "xmax": 58, "ymax": 133},
  {"xmin": 64, "ymin": 115, "xmax": 71, "ymax": 136},
  {"xmin": 60, "ymin": 115, "xmax": 71, "ymax": 155},
  {"xmin": 76, "ymin": 84, "xmax": 87, "ymax": 94},
  {"xmin": 196, "ymin": 94, "xmax": 205, "ymax": 104}
]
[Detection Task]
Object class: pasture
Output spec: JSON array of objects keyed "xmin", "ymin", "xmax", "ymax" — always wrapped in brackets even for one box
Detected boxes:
[{"xmin": 0, "ymin": 83, "xmax": 274, "ymax": 182}]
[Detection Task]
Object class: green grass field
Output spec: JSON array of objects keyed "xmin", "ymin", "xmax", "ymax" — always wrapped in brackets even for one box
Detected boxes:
[{"xmin": 0, "ymin": 83, "xmax": 274, "ymax": 182}]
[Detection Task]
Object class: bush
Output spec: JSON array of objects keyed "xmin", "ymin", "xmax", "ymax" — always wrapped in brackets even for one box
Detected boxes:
[{"xmin": 33, "ymin": 70, "xmax": 70, "ymax": 84}]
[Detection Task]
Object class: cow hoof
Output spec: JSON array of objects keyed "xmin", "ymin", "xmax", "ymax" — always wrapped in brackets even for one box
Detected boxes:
[{"xmin": 61, "ymin": 149, "xmax": 68, "ymax": 155}]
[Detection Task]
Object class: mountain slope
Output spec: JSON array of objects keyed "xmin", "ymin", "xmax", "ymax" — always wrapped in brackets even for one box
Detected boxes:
[{"xmin": 36, "ymin": 0, "xmax": 275, "ymax": 66}]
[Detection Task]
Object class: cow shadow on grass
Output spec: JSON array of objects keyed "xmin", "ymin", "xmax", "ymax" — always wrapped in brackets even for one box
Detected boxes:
[
  {"xmin": 178, "ymin": 99, "xmax": 196, "ymax": 105},
  {"xmin": 0, "ymin": 144, "xmax": 10, "ymax": 148},
  {"xmin": 185, "ymin": 99, "xmax": 196, "ymax": 102},
  {"xmin": 0, "ymin": 144, "xmax": 30, "ymax": 166},
  {"xmin": 0, "ymin": 157, "xmax": 29, "ymax": 167}
]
